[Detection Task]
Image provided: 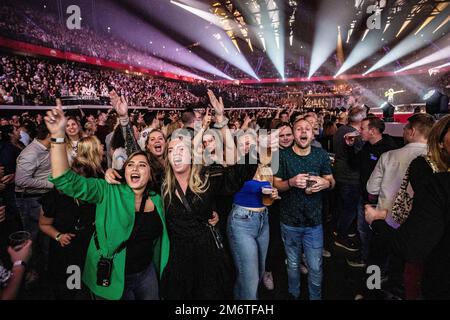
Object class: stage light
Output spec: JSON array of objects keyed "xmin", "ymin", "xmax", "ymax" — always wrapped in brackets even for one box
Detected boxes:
[
  {"xmin": 336, "ymin": 27, "xmax": 382, "ymax": 77},
  {"xmin": 433, "ymin": 15, "xmax": 450, "ymax": 33},
  {"xmin": 98, "ymin": 0, "xmax": 233, "ymax": 80},
  {"xmin": 167, "ymin": 0, "xmax": 258, "ymax": 79},
  {"xmin": 424, "ymin": 89, "xmax": 437, "ymax": 101},
  {"xmin": 396, "ymin": 44, "xmax": 450, "ymax": 73},
  {"xmin": 171, "ymin": 0, "xmax": 222, "ymax": 26},
  {"xmin": 429, "ymin": 62, "xmax": 450, "ymax": 75},
  {"xmin": 309, "ymin": 0, "xmax": 353, "ymax": 78},
  {"xmin": 366, "ymin": 6, "xmax": 450, "ymax": 75},
  {"xmin": 424, "ymin": 89, "xmax": 450, "ymax": 116}
]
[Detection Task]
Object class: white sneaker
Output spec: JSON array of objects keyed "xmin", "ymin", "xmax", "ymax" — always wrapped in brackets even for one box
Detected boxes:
[{"xmin": 262, "ymin": 272, "xmax": 274, "ymax": 290}]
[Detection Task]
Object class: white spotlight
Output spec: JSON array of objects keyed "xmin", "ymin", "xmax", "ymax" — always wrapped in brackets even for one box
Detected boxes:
[{"xmin": 423, "ymin": 89, "xmax": 437, "ymax": 101}]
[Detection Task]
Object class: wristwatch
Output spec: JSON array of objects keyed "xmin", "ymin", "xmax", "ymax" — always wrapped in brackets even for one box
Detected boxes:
[
  {"xmin": 50, "ymin": 137, "xmax": 66, "ymax": 144},
  {"xmin": 13, "ymin": 260, "xmax": 27, "ymax": 268},
  {"xmin": 55, "ymin": 233, "xmax": 62, "ymax": 242}
]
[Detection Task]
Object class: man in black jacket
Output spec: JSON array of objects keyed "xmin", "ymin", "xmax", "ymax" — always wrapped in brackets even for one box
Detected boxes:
[{"xmin": 345, "ymin": 116, "xmax": 398, "ymax": 267}]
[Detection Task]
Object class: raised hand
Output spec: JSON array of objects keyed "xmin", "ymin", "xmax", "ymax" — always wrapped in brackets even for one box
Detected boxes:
[
  {"xmin": 207, "ymin": 89, "xmax": 224, "ymax": 116},
  {"xmin": 110, "ymin": 90, "xmax": 128, "ymax": 117},
  {"xmin": 44, "ymin": 105, "xmax": 67, "ymax": 138},
  {"xmin": 202, "ymin": 108, "xmax": 212, "ymax": 129}
]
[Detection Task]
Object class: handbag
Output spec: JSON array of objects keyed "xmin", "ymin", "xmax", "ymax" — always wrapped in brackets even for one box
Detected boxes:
[
  {"xmin": 174, "ymin": 181, "xmax": 224, "ymax": 250},
  {"xmin": 391, "ymin": 155, "xmax": 438, "ymax": 225}
]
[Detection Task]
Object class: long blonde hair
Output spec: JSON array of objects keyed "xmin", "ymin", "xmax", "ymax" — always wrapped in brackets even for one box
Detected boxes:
[
  {"xmin": 427, "ymin": 114, "xmax": 450, "ymax": 172},
  {"xmin": 71, "ymin": 136, "xmax": 103, "ymax": 176},
  {"xmin": 162, "ymin": 137, "xmax": 209, "ymax": 204}
]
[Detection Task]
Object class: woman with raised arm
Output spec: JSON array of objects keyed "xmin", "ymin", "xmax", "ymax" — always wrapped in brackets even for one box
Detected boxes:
[
  {"xmin": 227, "ymin": 130, "xmax": 279, "ymax": 300},
  {"xmin": 44, "ymin": 103, "xmax": 169, "ymax": 300},
  {"xmin": 157, "ymin": 89, "xmax": 263, "ymax": 299}
]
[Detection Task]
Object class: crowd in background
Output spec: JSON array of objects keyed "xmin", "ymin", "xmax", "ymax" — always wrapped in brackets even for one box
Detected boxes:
[
  {"xmin": 1, "ymin": 73, "xmax": 449, "ymax": 300},
  {"xmin": 2, "ymin": 0, "xmax": 449, "ymax": 84},
  {"xmin": 1, "ymin": 54, "xmax": 449, "ymax": 111}
]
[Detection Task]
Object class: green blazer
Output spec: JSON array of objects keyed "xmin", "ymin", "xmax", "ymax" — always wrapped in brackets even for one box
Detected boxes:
[{"xmin": 49, "ymin": 170, "xmax": 170, "ymax": 300}]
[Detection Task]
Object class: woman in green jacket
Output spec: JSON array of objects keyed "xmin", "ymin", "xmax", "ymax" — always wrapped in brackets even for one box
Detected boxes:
[{"xmin": 45, "ymin": 104, "xmax": 169, "ymax": 300}]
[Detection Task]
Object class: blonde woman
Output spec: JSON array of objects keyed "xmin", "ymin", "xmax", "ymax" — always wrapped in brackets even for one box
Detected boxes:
[
  {"xmin": 227, "ymin": 131, "xmax": 279, "ymax": 300},
  {"xmin": 158, "ymin": 91, "xmax": 260, "ymax": 300},
  {"xmin": 39, "ymin": 136, "xmax": 104, "ymax": 299},
  {"xmin": 65, "ymin": 116, "xmax": 83, "ymax": 165},
  {"xmin": 160, "ymin": 132, "xmax": 258, "ymax": 299}
]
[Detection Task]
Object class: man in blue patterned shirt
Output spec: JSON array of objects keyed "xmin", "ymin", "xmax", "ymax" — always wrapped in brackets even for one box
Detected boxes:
[{"xmin": 274, "ymin": 118, "xmax": 335, "ymax": 300}]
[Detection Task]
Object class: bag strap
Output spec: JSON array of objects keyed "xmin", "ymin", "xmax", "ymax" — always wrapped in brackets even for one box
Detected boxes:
[
  {"xmin": 94, "ymin": 187, "xmax": 148, "ymax": 257},
  {"xmin": 174, "ymin": 180, "xmax": 194, "ymax": 214}
]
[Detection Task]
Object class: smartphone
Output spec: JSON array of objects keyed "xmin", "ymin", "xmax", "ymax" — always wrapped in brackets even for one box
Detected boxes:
[{"xmin": 96, "ymin": 257, "xmax": 113, "ymax": 287}]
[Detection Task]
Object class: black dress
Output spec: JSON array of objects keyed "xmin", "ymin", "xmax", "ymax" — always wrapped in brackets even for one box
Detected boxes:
[
  {"xmin": 41, "ymin": 189, "xmax": 96, "ymax": 299},
  {"xmin": 161, "ymin": 162, "xmax": 257, "ymax": 300},
  {"xmin": 372, "ymin": 172, "xmax": 450, "ymax": 299}
]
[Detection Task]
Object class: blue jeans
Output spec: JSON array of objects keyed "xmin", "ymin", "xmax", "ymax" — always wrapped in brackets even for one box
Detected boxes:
[
  {"xmin": 281, "ymin": 223, "xmax": 323, "ymax": 300},
  {"xmin": 227, "ymin": 204, "xmax": 269, "ymax": 300},
  {"xmin": 336, "ymin": 183, "xmax": 362, "ymax": 238},
  {"xmin": 122, "ymin": 263, "xmax": 159, "ymax": 300},
  {"xmin": 16, "ymin": 195, "xmax": 49, "ymax": 271},
  {"xmin": 16, "ymin": 196, "xmax": 42, "ymax": 241}
]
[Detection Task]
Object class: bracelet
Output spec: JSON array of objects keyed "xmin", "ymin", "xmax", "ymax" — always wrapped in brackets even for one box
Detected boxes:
[
  {"xmin": 55, "ymin": 233, "xmax": 62, "ymax": 242},
  {"xmin": 50, "ymin": 137, "xmax": 66, "ymax": 144},
  {"xmin": 287, "ymin": 179, "xmax": 291, "ymax": 188}
]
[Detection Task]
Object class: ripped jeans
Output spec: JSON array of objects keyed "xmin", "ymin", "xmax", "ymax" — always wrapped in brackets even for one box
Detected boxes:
[{"xmin": 281, "ymin": 223, "xmax": 323, "ymax": 300}]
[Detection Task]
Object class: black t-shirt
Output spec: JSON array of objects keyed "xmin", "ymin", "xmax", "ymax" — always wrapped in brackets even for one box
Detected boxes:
[
  {"xmin": 96, "ymin": 125, "xmax": 109, "ymax": 145},
  {"xmin": 40, "ymin": 189, "xmax": 96, "ymax": 278},
  {"xmin": 41, "ymin": 189, "xmax": 95, "ymax": 237},
  {"xmin": 125, "ymin": 210, "xmax": 162, "ymax": 275}
]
